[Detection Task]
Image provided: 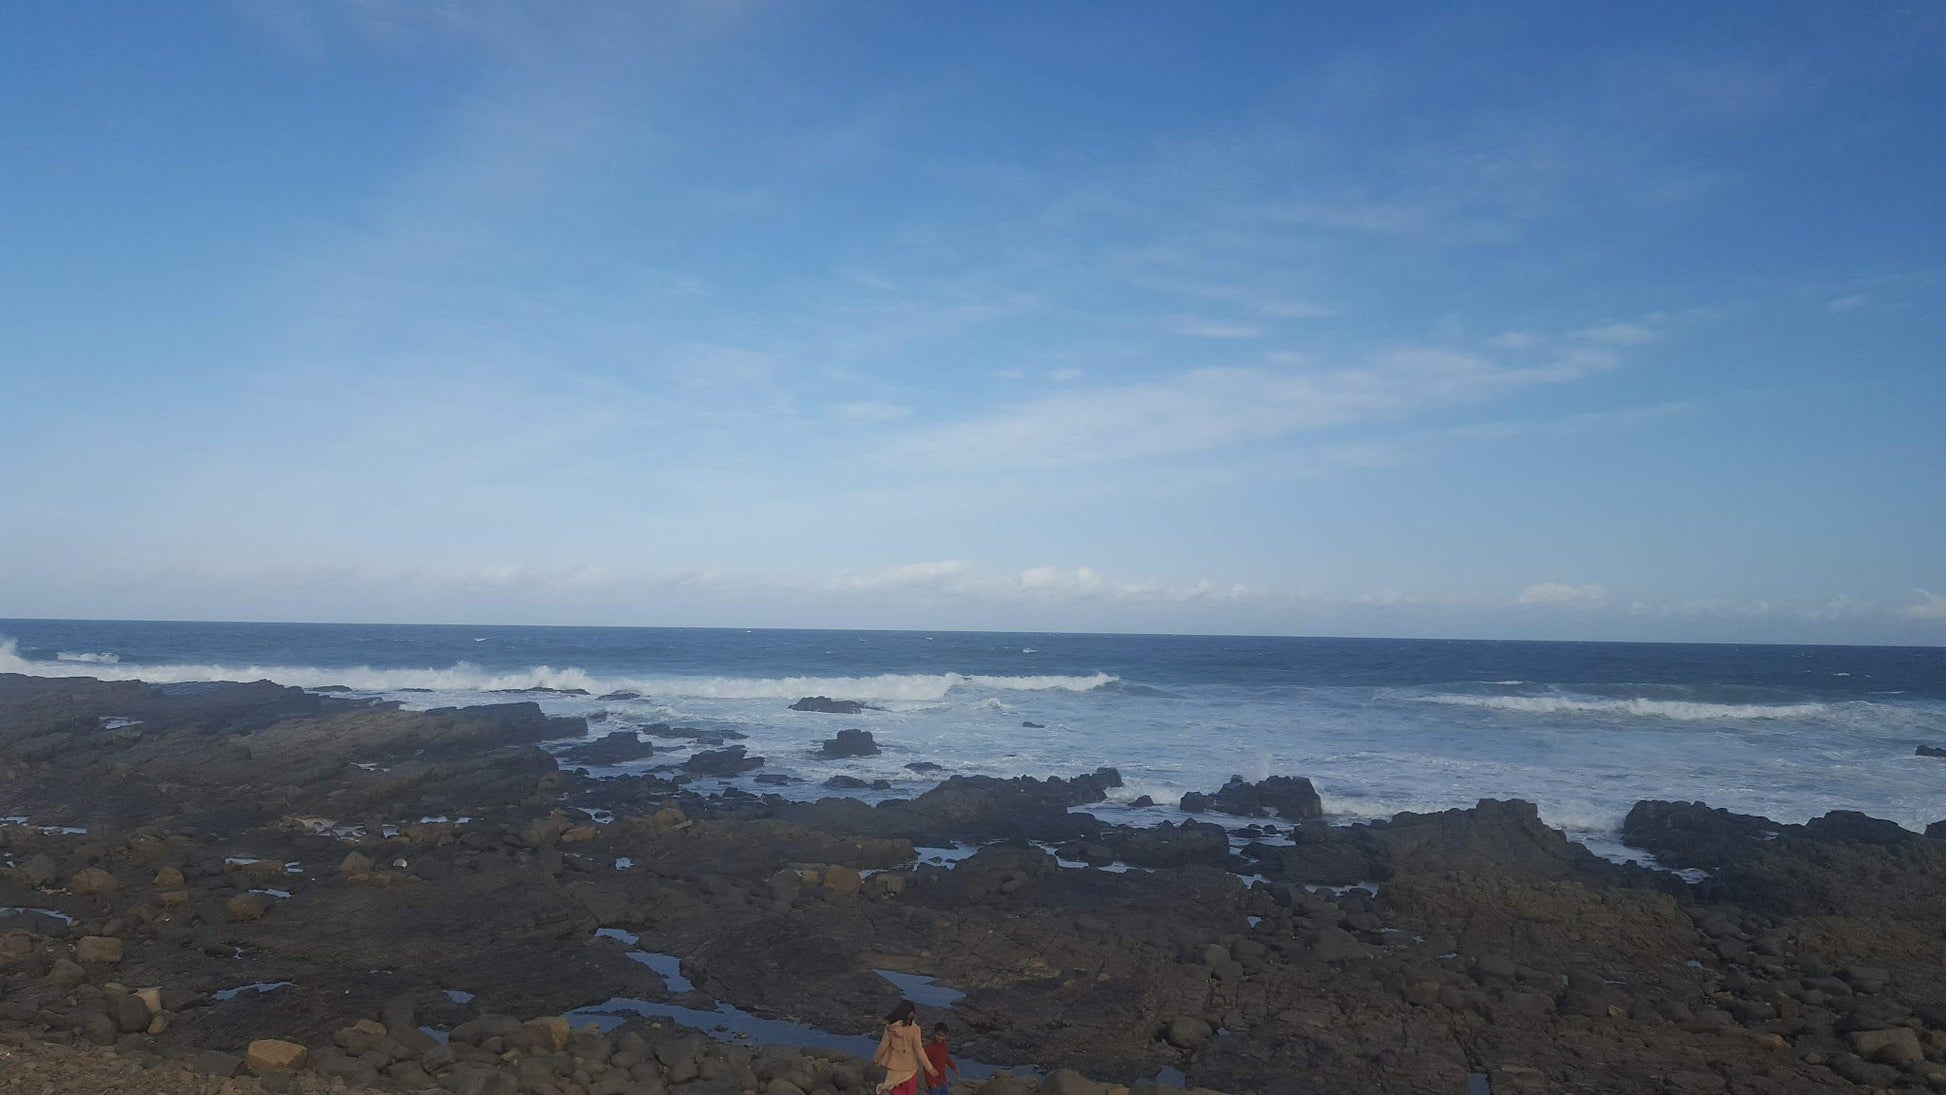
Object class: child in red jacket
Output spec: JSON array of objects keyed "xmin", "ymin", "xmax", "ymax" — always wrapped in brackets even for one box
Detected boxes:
[{"xmin": 925, "ymin": 1022, "xmax": 958, "ymax": 1094}]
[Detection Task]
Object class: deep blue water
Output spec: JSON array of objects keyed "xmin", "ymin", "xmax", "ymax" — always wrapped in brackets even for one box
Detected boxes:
[{"xmin": 3, "ymin": 619, "xmax": 1943, "ymax": 840}]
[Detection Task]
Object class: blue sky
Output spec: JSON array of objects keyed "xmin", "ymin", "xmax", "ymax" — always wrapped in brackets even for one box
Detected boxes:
[{"xmin": 2, "ymin": 1, "xmax": 1942, "ymax": 642}]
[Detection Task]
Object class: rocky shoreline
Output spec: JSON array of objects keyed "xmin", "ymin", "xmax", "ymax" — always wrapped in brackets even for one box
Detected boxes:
[{"xmin": 3, "ymin": 672, "xmax": 1945, "ymax": 1094}]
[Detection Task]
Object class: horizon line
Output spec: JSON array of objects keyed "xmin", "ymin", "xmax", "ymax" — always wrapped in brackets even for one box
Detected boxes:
[{"xmin": 2, "ymin": 614, "xmax": 1941, "ymax": 652}]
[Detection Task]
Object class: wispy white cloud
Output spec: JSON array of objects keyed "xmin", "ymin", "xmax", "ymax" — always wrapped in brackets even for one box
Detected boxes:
[
  {"xmin": 890, "ymin": 346, "xmax": 1617, "ymax": 469},
  {"xmin": 1906, "ymin": 589, "xmax": 1946, "ymax": 621},
  {"xmin": 830, "ymin": 560, "xmax": 972, "ymax": 591},
  {"xmin": 1516, "ymin": 582, "xmax": 1609, "ymax": 608},
  {"xmin": 1825, "ymin": 293, "xmax": 1870, "ymax": 313},
  {"xmin": 1171, "ymin": 317, "xmax": 1266, "ymax": 339},
  {"xmin": 1487, "ymin": 331, "xmax": 1542, "ymax": 350}
]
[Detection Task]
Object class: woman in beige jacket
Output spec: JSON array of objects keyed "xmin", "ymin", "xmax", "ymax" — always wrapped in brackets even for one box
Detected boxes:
[{"xmin": 874, "ymin": 1000, "xmax": 939, "ymax": 1095}]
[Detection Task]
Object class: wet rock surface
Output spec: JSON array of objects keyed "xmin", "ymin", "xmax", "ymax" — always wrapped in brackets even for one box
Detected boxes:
[
  {"xmin": 558, "ymin": 731, "xmax": 656, "ymax": 767},
  {"xmin": 1177, "ymin": 775, "xmax": 1321, "ymax": 821},
  {"xmin": 4, "ymin": 672, "xmax": 1945, "ymax": 1094},
  {"xmin": 819, "ymin": 729, "xmax": 880, "ymax": 758},
  {"xmin": 789, "ymin": 697, "xmax": 876, "ymax": 714}
]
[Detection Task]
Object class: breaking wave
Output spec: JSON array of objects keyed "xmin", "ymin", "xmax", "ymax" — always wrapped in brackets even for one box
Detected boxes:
[
  {"xmin": 0, "ymin": 640, "xmax": 1113, "ymax": 702},
  {"xmin": 55, "ymin": 651, "xmax": 119, "ymax": 664},
  {"xmin": 1418, "ymin": 692, "xmax": 1832, "ymax": 721}
]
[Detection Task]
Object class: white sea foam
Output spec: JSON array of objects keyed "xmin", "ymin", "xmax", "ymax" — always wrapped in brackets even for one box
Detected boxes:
[
  {"xmin": 8, "ymin": 632, "xmax": 1941, "ymax": 841},
  {"xmin": 55, "ymin": 651, "xmax": 119, "ymax": 664},
  {"xmin": 1418, "ymin": 692, "xmax": 1833, "ymax": 721},
  {"xmin": 0, "ymin": 640, "xmax": 1113, "ymax": 702}
]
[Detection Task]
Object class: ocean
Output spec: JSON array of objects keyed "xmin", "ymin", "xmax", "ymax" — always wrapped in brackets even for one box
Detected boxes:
[{"xmin": 3, "ymin": 620, "xmax": 1942, "ymax": 851}]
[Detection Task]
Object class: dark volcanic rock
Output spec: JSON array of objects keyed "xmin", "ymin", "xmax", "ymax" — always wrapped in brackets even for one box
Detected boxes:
[
  {"xmin": 1917, "ymin": 744, "xmax": 1946, "ymax": 758},
  {"xmin": 5, "ymin": 670, "xmax": 1941, "ymax": 1095},
  {"xmin": 1107, "ymin": 819, "xmax": 1232, "ymax": 868},
  {"xmin": 0, "ymin": 677, "xmax": 579, "ymax": 825},
  {"xmin": 904, "ymin": 761, "xmax": 943, "ymax": 773},
  {"xmin": 1625, "ymin": 800, "xmax": 1920, "ymax": 871},
  {"xmin": 1178, "ymin": 775, "xmax": 1322, "ymax": 820},
  {"xmin": 560, "ymin": 730, "xmax": 655, "ymax": 766},
  {"xmin": 1233, "ymin": 798, "xmax": 1619, "ymax": 888},
  {"xmin": 788, "ymin": 696, "xmax": 875, "ymax": 714},
  {"xmin": 636, "ymin": 721, "xmax": 745, "ymax": 743},
  {"xmin": 891, "ymin": 772, "xmax": 1115, "ymax": 842},
  {"xmin": 1381, "ymin": 798, "xmax": 1605, "ymax": 879},
  {"xmin": 779, "ymin": 772, "xmax": 1112, "ymax": 844},
  {"xmin": 818, "ymin": 729, "xmax": 879, "ymax": 757},
  {"xmin": 1802, "ymin": 809, "xmax": 1915, "ymax": 845},
  {"xmin": 684, "ymin": 745, "xmax": 765, "ymax": 776},
  {"xmin": 1621, "ymin": 800, "xmax": 1784, "ymax": 868}
]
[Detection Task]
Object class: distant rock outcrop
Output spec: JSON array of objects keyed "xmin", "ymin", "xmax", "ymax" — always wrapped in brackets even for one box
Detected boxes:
[
  {"xmin": 559, "ymin": 730, "xmax": 654, "ymax": 766},
  {"xmin": 682, "ymin": 745, "xmax": 764, "ymax": 776},
  {"xmin": 818, "ymin": 728, "xmax": 879, "ymax": 757},
  {"xmin": 1179, "ymin": 775, "xmax": 1322, "ymax": 820},
  {"xmin": 789, "ymin": 696, "xmax": 876, "ymax": 714}
]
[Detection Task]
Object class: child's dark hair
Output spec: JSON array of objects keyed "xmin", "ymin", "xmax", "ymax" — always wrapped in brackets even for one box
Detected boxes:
[
  {"xmin": 886, "ymin": 999, "xmax": 917, "ymax": 1025},
  {"xmin": 932, "ymin": 1022, "xmax": 949, "ymax": 1034}
]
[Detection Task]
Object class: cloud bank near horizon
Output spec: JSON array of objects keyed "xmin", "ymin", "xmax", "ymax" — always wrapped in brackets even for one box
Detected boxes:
[{"xmin": 5, "ymin": 557, "xmax": 1942, "ymax": 645}]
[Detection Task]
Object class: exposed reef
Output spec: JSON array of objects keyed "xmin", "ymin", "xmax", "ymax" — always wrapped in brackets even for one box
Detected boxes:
[{"xmin": 3, "ymin": 672, "xmax": 1945, "ymax": 1094}]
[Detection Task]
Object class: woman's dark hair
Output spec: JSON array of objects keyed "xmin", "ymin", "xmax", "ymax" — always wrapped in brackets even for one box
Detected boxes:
[
  {"xmin": 932, "ymin": 1022, "xmax": 949, "ymax": 1034},
  {"xmin": 886, "ymin": 999, "xmax": 917, "ymax": 1025}
]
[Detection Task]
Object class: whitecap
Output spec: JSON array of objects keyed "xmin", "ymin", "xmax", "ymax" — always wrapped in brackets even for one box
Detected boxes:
[
  {"xmin": 1417, "ymin": 692, "xmax": 1832, "ymax": 721},
  {"xmin": 0, "ymin": 641, "xmax": 1115, "ymax": 703}
]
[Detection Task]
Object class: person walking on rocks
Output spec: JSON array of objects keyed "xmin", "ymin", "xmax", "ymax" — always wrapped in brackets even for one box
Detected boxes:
[
  {"xmin": 873, "ymin": 1000, "xmax": 939, "ymax": 1095},
  {"xmin": 925, "ymin": 1022, "xmax": 959, "ymax": 1095}
]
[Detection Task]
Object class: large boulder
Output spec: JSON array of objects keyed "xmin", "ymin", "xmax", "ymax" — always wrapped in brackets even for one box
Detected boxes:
[
  {"xmin": 882, "ymin": 774, "xmax": 1109, "ymax": 843},
  {"xmin": 560, "ymin": 730, "xmax": 656, "ymax": 766},
  {"xmin": 1381, "ymin": 799, "xmax": 1601, "ymax": 880},
  {"xmin": 1804, "ymin": 810, "xmax": 1916, "ymax": 845},
  {"xmin": 1178, "ymin": 775, "xmax": 1322, "ymax": 820},
  {"xmin": 246, "ymin": 1039, "xmax": 311, "ymax": 1074},
  {"xmin": 1621, "ymin": 800, "xmax": 1784, "ymax": 869},
  {"xmin": 684, "ymin": 745, "xmax": 765, "ymax": 777},
  {"xmin": 1164, "ymin": 1015, "xmax": 1214, "ymax": 1048},
  {"xmin": 819, "ymin": 729, "xmax": 879, "ymax": 757},
  {"xmin": 1109, "ymin": 820, "xmax": 1232, "ymax": 868},
  {"xmin": 227, "ymin": 892, "xmax": 271, "ymax": 922},
  {"xmin": 1851, "ymin": 1027, "xmax": 1924, "ymax": 1066},
  {"xmin": 75, "ymin": 936, "xmax": 123, "ymax": 964},
  {"xmin": 1624, "ymin": 800, "xmax": 1918, "ymax": 869},
  {"xmin": 69, "ymin": 867, "xmax": 118, "ymax": 897}
]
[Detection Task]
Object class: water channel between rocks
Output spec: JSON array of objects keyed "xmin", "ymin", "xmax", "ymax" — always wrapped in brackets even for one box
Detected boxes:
[
  {"xmin": 577, "ymin": 933, "xmax": 1029, "ymax": 1079},
  {"xmin": 576, "ymin": 865, "xmax": 1501, "ymax": 1091}
]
